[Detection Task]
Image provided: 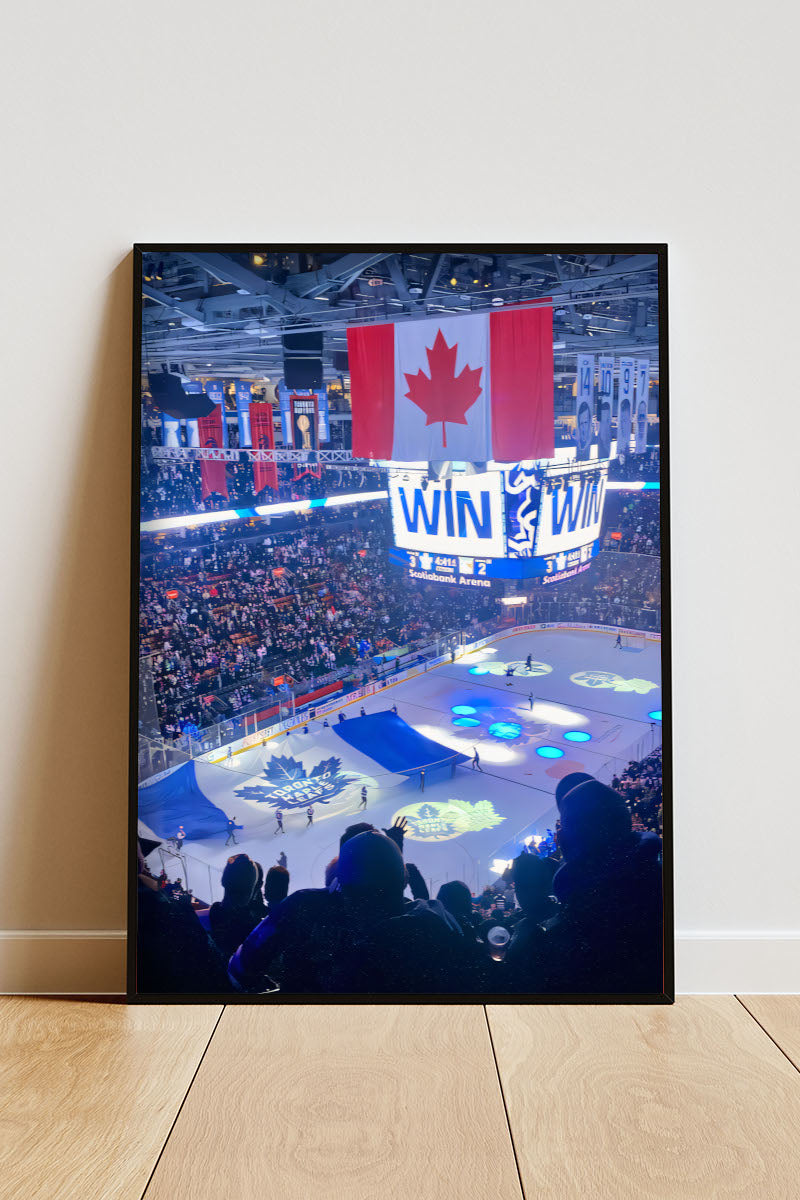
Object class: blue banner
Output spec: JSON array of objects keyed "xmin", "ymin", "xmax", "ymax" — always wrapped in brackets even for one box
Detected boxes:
[
  {"xmin": 277, "ymin": 384, "xmax": 292, "ymax": 445},
  {"xmin": 205, "ymin": 379, "xmax": 228, "ymax": 446},
  {"xmin": 160, "ymin": 413, "xmax": 181, "ymax": 447},
  {"xmin": 234, "ymin": 379, "xmax": 253, "ymax": 446},
  {"xmin": 183, "ymin": 381, "xmax": 202, "ymax": 446},
  {"xmin": 317, "ymin": 390, "xmax": 330, "ymax": 443}
]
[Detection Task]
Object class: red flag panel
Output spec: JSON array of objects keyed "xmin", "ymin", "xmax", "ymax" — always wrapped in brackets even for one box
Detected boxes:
[
  {"xmin": 250, "ymin": 403, "xmax": 278, "ymax": 493},
  {"xmin": 197, "ymin": 408, "xmax": 229, "ymax": 499},
  {"xmin": 489, "ymin": 303, "xmax": 554, "ymax": 461},
  {"xmin": 347, "ymin": 322, "xmax": 394, "ymax": 459}
]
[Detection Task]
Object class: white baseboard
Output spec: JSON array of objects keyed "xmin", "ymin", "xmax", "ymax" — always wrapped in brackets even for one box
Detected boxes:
[
  {"xmin": 1, "ymin": 931, "xmax": 798, "ymax": 995},
  {"xmin": 0, "ymin": 931, "xmax": 127, "ymax": 995},
  {"xmin": 675, "ymin": 933, "xmax": 800, "ymax": 994}
]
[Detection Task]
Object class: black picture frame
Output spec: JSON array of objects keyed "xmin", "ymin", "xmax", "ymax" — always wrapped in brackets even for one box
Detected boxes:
[{"xmin": 128, "ymin": 244, "xmax": 673, "ymax": 1004}]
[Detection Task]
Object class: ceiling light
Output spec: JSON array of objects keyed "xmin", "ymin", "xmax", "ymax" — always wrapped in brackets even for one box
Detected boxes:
[{"xmin": 252, "ymin": 254, "xmax": 265, "ymax": 266}]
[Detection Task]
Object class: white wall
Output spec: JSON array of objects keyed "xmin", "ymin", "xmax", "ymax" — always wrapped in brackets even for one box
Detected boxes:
[{"xmin": 1, "ymin": 0, "xmax": 798, "ymax": 993}]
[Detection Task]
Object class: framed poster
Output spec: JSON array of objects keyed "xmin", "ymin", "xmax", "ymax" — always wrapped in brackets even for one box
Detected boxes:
[{"xmin": 130, "ymin": 245, "xmax": 672, "ymax": 1002}]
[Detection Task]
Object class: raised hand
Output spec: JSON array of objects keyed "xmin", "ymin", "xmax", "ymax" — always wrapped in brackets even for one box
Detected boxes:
[{"xmin": 383, "ymin": 815, "xmax": 408, "ymax": 853}]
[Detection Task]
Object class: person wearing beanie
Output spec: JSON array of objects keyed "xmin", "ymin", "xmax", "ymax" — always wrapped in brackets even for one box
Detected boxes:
[
  {"xmin": 542, "ymin": 779, "xmax": 663, "ymax": 994},
  {"xmin": 554, "ymin": 771, "xmax": 595, "ymax": 811},
  {"xmin": 208, "ymin": 854, "xmax": 260, "ymax": 959}
]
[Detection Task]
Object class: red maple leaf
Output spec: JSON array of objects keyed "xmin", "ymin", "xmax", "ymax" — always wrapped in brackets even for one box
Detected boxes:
[{"xmin": 404, "ymin": 329, "xmax": 483, "ymax": 448}]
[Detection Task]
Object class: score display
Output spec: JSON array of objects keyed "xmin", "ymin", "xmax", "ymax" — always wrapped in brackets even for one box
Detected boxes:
[
  {"xmin": 388, "ymin": 470, "xmax": 506, "ymax": 558},
  {"xmin": 388, "ymin": 462, "xmax": 608, "ymax": 584}
]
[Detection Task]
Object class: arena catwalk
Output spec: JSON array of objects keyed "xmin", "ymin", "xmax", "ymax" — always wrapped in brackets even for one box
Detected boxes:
[{"xmin": 139, "ymin": 628, "xmax": 661, "ymax": 899}]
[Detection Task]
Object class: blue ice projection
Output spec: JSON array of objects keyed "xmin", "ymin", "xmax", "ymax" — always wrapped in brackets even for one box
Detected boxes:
[
  {"xmin": 451, "ymin": 705, "xmax": 477, "ymax": 715},
  {"xmin": 453, "ymin": 716, "xmax": 481, "ymax": 727},
  {"xmin": 536, "ymin": 746, "xmax": 565, "ymax": 759},
  {"xmin": 488, "ymin": 722, "xmax": 522, "ymax": 740},
  {"xmin": 648, "ymin": 710, "xmax": 662, "ymax": 721},
  {"xmin": 564, "ymin": 730, "xmax": 591, "ymax": 742}
]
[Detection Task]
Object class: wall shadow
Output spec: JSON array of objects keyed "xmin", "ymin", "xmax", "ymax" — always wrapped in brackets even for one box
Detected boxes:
[{"xmin": 3, "ymin": 255, "xmax": 133, "ymax": 930}]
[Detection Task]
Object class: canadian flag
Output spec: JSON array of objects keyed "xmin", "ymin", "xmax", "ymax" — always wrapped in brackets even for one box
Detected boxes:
[{"xmin": 347, "ymin": 306, "xmax": 553, "ymax": 462}]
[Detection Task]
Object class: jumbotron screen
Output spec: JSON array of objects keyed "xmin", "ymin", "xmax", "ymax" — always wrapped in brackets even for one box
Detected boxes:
[{"xmin": 388, "ymin": 460, "xmax": 607, "ymax": 586}]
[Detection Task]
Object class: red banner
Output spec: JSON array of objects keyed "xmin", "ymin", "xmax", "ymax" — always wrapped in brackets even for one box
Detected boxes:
[
  {"xmin": 250, "ymin": 404, "xmax": 278, "ymax": 493},
  {"xmin": 197, "ymin": 408, "xmax": 228, "ymax": 499}
]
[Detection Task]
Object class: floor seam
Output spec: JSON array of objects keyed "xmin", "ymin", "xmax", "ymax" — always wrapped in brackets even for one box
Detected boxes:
[
  {"xmin": 139, "ymin": 1004, "xmax": 226, "ymax": 1198},
  {"xmin": 734, "ymin": 995, "xmax": 800, "ymax": 1076},
  {"xmin": 483, "ymin": 1006, "xmax": 527, "ymax": 1200}
]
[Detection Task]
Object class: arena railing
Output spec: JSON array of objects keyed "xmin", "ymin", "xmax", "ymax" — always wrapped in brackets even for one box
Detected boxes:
[{"xmin": 150, "ymin": 843, "xmax": 224, "ymax": 906}]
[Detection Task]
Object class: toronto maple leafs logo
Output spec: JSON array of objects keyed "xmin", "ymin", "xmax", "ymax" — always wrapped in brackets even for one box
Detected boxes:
[
  {"xmin": 391, "ymin": 798, "xmax": 505, "ymax": 842},
  {"xmin": 570, "ymin": 671, "xmax": 658, "ymax": 694},
  {"xmin": 234, "ymin": 755, "xmax": 358, "ymax": 810},
  {"xmin": 404, "ymin": 329, "xmax": 483, "ymax": 449}
]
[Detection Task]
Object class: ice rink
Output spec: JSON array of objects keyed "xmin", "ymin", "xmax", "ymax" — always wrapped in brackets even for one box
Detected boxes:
[{"xmin": 141, "ymin": 627, "xmax": 662, "ymax": 900}]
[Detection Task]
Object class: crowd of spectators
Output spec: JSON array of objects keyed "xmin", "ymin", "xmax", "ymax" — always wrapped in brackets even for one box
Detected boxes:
[
  {"xmin": 136, "ymin": 766, "xmax": 664, "ymax": 996},
  {"xmin": 612, "ymin": 747, "xmax": 663, "ymax": 835},
  {"xmin": 603, "ymin": 493, "xmax": 660, "ymax": 555},
  {"xmin": 140, "ymin": 502, "xmax": 499, "ymax": 738},
  {"xmin": 530, "ymin": 551, "xmax": 661, "ymax": 630},
  {"xmin": 139, "ymin": 435, "xmax": 661, "ymax": 739}
]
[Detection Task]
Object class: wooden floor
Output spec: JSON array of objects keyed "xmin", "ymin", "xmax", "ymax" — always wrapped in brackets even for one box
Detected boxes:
[{"xmin": 2, "ymin": 997, "xmax": 799, "ymax": 1199}]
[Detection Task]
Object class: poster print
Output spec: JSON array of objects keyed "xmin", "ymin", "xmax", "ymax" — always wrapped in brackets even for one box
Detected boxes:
[{"xmin": 131, "ymin": 246, "xmax": 671, "ymax": 1002}]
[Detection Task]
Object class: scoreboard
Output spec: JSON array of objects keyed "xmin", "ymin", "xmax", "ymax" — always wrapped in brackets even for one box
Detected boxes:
[{"xmin": 388, "ymin": 462, "xmax": 608, "ymax": 585}]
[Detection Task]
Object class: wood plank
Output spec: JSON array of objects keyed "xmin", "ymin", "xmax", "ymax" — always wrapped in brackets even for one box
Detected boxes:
[
  {"xmin": 488, "ymin": 997, "xmax": 800, "ymax": 1199},
  {"xmin": 0, "ymin": 998, "xmax": 221, "ymax": 1200},
  {"xmin": 738, "ymin": 995, "xmax": 800, "ymax": 1072},
  {"xmin": 145, "ymin": 1005, "xmax": 523, "ymax": 1200}
]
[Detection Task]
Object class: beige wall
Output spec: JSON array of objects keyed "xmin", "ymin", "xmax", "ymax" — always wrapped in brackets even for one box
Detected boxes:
[{"xmin": 1, "ymin": 1, "xmax": 798, "ymax": 993}]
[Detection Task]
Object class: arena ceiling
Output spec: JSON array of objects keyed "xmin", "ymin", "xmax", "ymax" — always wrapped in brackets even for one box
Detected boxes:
[{"xmin": 139, "ymin": 249, "xmax": 660, "ymax": 383}]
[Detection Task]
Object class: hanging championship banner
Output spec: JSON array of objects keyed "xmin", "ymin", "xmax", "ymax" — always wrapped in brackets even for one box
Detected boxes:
[
  {"xmin": 249, "ymin": 404, "xmax": 278, "ymax": 493},
  {"xmin": 234, "ymin": 380, "xmax": 253, "ymax": 447},
  {"xmin": 290, "ymin": 393, "xmax": 322, "ymax": 480},
  {"xmin": 634, "ymin": 359, "xmax": 650, "ymax": 454},
  {"xmin": 575, "ymin": 354, "xmax": 594, "ymax": 462},
  {"xmin": 278, "ymin": 384, "xmax": 328, "ymax": 445},
  {"xmin": 197, "ymin": 407, "xmax": 229, "ymax": 498},
  {"xmin": 617, "ymin": 357, "xmax": 635, "ymax": 459},
  {"xmin": 597, "ymin": 356, "xmax": 614, "ymax": 460},
  {"xmin": 205, "ymin": 380, "xmax": 229, "ymax": 447},
  {"xmin": 290, "ymin": 394, "xmax": 319, "ymax": 453}
]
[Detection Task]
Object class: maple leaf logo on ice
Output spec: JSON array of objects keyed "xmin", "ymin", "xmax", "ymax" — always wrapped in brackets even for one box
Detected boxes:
[
  {"xmin": 234, "ymin": 754, "xmax": 359, "ymax": 810},
  {"xmin": 404, "ymin": 329, "xmax": 482, "ymax": 448}
]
